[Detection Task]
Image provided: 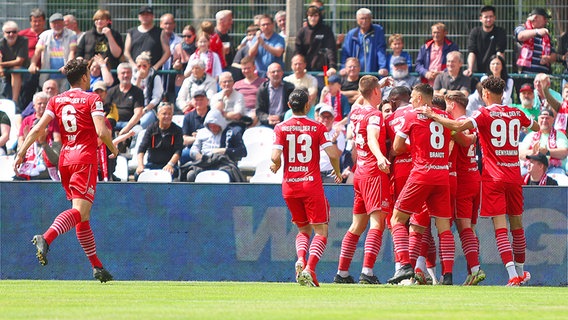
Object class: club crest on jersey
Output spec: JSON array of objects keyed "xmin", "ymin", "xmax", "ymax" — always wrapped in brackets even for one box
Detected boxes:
[
  {"xmin": 369, "ymin": 115, "xmax": 381, "ymax": 124},
  {"xmin": 95, "ymin": 101, "xmax": 104, "ymax": 111}
]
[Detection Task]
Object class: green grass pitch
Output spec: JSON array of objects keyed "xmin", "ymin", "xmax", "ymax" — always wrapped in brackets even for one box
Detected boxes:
[{"xmin": 1, "ymin": 281, "xmax": 567, "ymax": 319}]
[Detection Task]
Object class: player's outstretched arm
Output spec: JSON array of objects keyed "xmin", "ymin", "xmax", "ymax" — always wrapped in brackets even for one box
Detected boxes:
[
  {"xmin": 418, "ymin": 106, "xmax": 473, "ymax": 132},
  {"xmin": 93, "ymin": 115, "xmax": 118, "ymax": 159},
  {"xmin": 323, "ymin": 145, "xmax": 343, "ymax": 183}
]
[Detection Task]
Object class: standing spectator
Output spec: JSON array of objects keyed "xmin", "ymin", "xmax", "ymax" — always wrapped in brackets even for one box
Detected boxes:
[
  {"xmin": 415, "ymin": 23, "xmax": 459, "ymax": 86},
  {"xmin": 180, "ymin": 90, "xmax": 210, "ymax": 165},
  {"xmin": 334, "ymin": 75, "xmax": 390, "ymax": 285},
  {"xmin": 248, "ymin": 14, "xmax": 285, "ymax": 76},
  {"xmin": 172, "ymin": 25, "xmax": 197, "ymax": 96},
  {"xmin": 105, "ymin": 62, "xmax": 144, "ymax": 136},
  {"xmin": 434, "ymin": 51, "xmax": 471, "ymax": 97},
  {"xmin": 519, "ymin": 109, "xmax": 568, "ymax": 175},
  {"xmin": 186, "ymin": 32, "xmax": 222, "ymax": 79},
  {"xmin": 294, "ymin": 6, "xmax": 337, "ymax": 75},
  {"xmin": 160, "ymin": 13, "xmax": 182, "ymax": 103},
  {"xmin": 284, "ymin": 54, "xmax": 319, "ymax": 105},
  {"xmin": 0, "ymin": 21, "xmax": 28, "ymax": 105},
  {"xmin": 230, "ymin": 24, "xmax": 259, "ymax": 81},
  {"xmin": 388, "ymin": 83, "xmax": 455, "ymax": 285},
  {"xmin": 177, "ymin": 59, "xmax": 217, "ymax": 114},
  {"xmin": 200, "ymin": 20, "xmax": 226, "ymax": 70},
  {"xmin": 15, "ymin": 58, "xmax": 118, "ymax": 282},
  {"xmin": 215, "ymin": 10, "xmax": 235, "ymax": 69},
  {"xmin": 341, "ymin": 8, "xmax": 387, "ymax": 76},
  {"xmin": 212, "ymin": 72, "xmax": 245, "ymax": 124},
  {"xmin": 515, "ymin": 8, "xmax": 556, "ymax": 75},
  {"xmin": 255, "ymin": 62, "xmax": 294, "ymax": 128},
  {"xmin": 132, "ymin": 52, "xmax": 164, "ymax": 129},
  {"xmin": 76, "ymin": 9, "xmax": 123, "ymax": 71},
  {"xmin": 275, "ymin": 10, "xmax": 286, "ymax": 37},
  {"xmin": 271, "ymin": 88, "xmax": 342, "ymax": 287},
  {"xmin": 464, "ymin": 5, "xmax": 507, "ymax": 77},
  {"xmin": 386, "ymin": 34, "xmax": 412, "ymax": 75},
  {"xmin": 340, "ymin": 57, "xmax": 362, "ymax": 104},
  {"xmin": 423, "ymin": 76, "xmax": 539, "ymax": 286},
  {"xmin": 135, "ymin": 102, "xmax": 183, "ymax": 180},
  {"xmin": 28, "ymin": 13, "xmax": 77, "ymax": 90},
  {"xmin": 124, "ymin": 6, "xmax": 170, "ymax": 71},
  {"xmin": 64, "ymin": 15, "xmax": 83, "ymax": 41},
  {"xmin": 186, "ymin": 109, "xmax": 247, "ymax": 182},
  {"xmin": 233, "ymin": 56, "xmax": 266, "ymax": 118},
  {"xmin": 18, "ymin": 8, "xmax": 46, "ymax": 114},
  {"xmin": 524, "ymin": 153, "xmax": 558, "ymax": 185}
]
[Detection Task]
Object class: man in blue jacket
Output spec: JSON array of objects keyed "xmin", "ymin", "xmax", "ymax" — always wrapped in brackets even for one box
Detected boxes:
[{"xmin": 340, "ymin": 8, "xmax": 388, "ymax": 77}]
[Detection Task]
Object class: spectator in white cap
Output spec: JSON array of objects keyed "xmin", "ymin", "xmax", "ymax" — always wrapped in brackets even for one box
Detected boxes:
[{"xmin": 315, "ymin": 103, "xmax": 346, "ymax": 183}]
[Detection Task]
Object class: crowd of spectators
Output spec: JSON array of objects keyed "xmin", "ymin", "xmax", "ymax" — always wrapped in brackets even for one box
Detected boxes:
[{"xmin": 2, "ymin": 4, "xmax": 568, "ymax": 183}]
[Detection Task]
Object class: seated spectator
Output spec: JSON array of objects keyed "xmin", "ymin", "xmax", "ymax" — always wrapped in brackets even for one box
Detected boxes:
[
  {"xmin": 233, "ymin": 56, "xmax": 267, "ymax": 118},
  {"xmin": 0, "ymin": 109, "xmax": 10, "ymax": 155},
  {"xmin": 15, "ymin": 92, "xmax": 60, "ymax": 180},
  {"xmin": 316, "ymin": 103, "xmax": 345, "ymax": 183},
  {"xmin": 386, "ymin": 33, "xmax": 412, "ymax": 74},
  {"xmin": 340, "ymin": 57, "xmax": 362, "ymax": 104},
  {"xmin": 248, "ymin": 14, "xmax": 285, "ymax": 76},
  {"xmin": 383, "ymin": 56, "xmax": 419, "ymax": 99},
  {"xmin": 320, "ymin": 74, "xmax": 351, "ymax": 127},
  {"xmin": 519, "ymin": 109, "xmax": 568, "ymax": 175},
  {"xmin": 185, "ymin": 109, "xmax": 247, "ymax": 182},
  {"xmin": 186, "ymin": 32, "xmax": 222, "ymax": 79},
  {"xmin": 88, "ymin": 54, "xmax": 114, "ymax": 90},
  {"xmin": 284, "ymin": 54, "xmax": 319, "ymax": 105},
  {"xmin": 177, "ymin": 59, "xmax": 217, "ymax": 114},
  {"xmin": 76, "ymin": 9, "xmax": 123, "ymax": 71},
  {"xmin": 135, "ymin": 102, "xmax": 183, "ymax": 181},
  {"xmin": 415, "ymin": 22, "xmax": 459, "ymax": 86},
  {"xmin": 524, "ymin": 153, "xmax": 558, "ymax": 185},
  {"xmin": 467, "ymin": 55, "xmax": 513, "ymax": 114},
  {"xmin": 511, "ymin": 83, "xmax": 540, "ymax": 121},
  {"xmin": 180, "ymin": 90, "xmax": 210, "ymax": 165},
  {"xmin": 105, "ymin": 62, "xmax": 144, "ymax": 136},
  {"xmin": 171, "ymin": 25, "xmax": 197, "ymax": 96},
  {"xmin": 0, "ymin": 21, "xmax": 28, "ymax": 105},
  {"xmin": 132, "ymin": 51, "xmax": 164, "ymax": 129},
  {"xmin": 20, "ymin": 79, "xmax": 59, "ymax": 119},
  {"xmin": 212, "ymin": 72, "xmax": 246, "ymax": 125},
  {"xmin": 255, "ymin": 62, "xmax": 294, "ymax": 128},
  {"xmin": 433, "ymin": 51, "xmax": 471, "ymax": 97}
]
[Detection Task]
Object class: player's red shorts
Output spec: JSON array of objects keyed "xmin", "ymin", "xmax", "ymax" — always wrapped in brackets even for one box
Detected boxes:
[
  {"xmin": 395, "ymin": 182, "xmax": 451, "ymax": 219},
  {"xmin": 409, "ymin": 205, "xmax": 431, "ymax": 228},
  {"xmin": 480, "ymin": 180, "xmax": 523, "ymax": 217},
  {"xmin": 59, "ymin": 163, "xmax": 98, "ymax": 203},
  {"xmin": 353, "ymin": 174, "xmax": 390, "ymax": 215},
  {"xmin": 455, "ymin": 180, "xmax": 481, "ymax": 221},
  {"xmin": 284, "ymin": 194, "xmax": 330, "ymax": 227},
  {"xmin": 387, "ymin": 175, "xmax": 409, "ymax": 229}
]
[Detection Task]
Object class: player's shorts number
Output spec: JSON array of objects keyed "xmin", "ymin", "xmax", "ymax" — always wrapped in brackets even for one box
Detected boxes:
[
  {"xmin": 62, "ymin": 104, "xmax": 78, "ymax": 133},
  {"xmin": 286, "ymin": 133, "xmax": 312, "ymax": 163},
  {"xmin": 490, "ymin": 119, "xmax": 520, "ymax": 147},
  {"xmin": 430, "ymin": 122, "xmax": 444, "ymax": 149}
]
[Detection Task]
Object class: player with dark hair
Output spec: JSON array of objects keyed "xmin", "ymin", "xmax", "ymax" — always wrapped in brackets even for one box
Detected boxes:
[
  {"xmin": 334, "ymin": 75, "xmax": 391, "ymax": 284},
  {"xmin": 15, "ymin": 58, "xmax": 119, "ymax": 282},
  {"xmin": 421, "ymin": 76, "xmax": 539, "ymax": 286},
  {"xmin": 388, "ymin": 83, "xmax": 456, "ymax": 285},
  {"xmin": 271, "ymin": 88, "xmax": 342, "ymax": 287}
]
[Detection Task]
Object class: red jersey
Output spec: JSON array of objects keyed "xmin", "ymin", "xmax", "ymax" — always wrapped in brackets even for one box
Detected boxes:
[
  {"xmin": 385, "ymin": 104, "xmax": 413, "ymax": 179},
  {"xmin": 470, "ymin": 104, "xmax": 533, "ymax": 183},
  {"xmin": 397, "ymin": 107, "xmax": 451, "ymax": 185},
  {"xmin": 273, "ymin": 116, "xmax": 332, "ymax": 197},
  {"xmin": 350, "ymin": 104, "xmax": 387, "ymax": 178},
  {"xmin": 454, "ymin": 115, "xmax": 480, "ymax": 184},
  {"xmin": 45, "ymin": 88, "xmax": 105, "ymax": 166}
]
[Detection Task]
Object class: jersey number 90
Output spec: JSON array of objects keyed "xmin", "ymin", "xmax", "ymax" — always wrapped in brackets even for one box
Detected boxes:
[{"xmin": 490, "ymin": 119, "xmax": 520, "ymax": 147}]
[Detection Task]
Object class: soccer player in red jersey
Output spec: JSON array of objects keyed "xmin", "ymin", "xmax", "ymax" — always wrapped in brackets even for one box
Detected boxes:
[
  {"xmin": 444, "ymin": 91, "xmax": 485, "ymax": 285},
  {"xmin": 271, "ymin": 88, "xmax": 342, "ymax": 287},
  {"xmin": 333, "ymin": 75, "xmax": 391, "ymax": 285},
  {"xmin": 387, "ymin": 83, "xmax": 456, "ymax": 285},
  {"xmin": 421, "ymin": 76, "xmax": 539, "ymax": 286},
  {"xmin": 14, "ymin": 59, "xmax": 119, "ymax": 282}
]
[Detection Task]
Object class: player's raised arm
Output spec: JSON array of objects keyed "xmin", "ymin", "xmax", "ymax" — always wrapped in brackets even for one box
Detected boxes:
[{"xmin": 419, "ymin": 105, "xmax": 474, "ymax": 132}]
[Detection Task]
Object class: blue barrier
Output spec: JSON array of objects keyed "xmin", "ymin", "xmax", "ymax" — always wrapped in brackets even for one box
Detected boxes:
[{"xmin": 0, "ymin": 182, "xmax": 566, "ymax": 285}]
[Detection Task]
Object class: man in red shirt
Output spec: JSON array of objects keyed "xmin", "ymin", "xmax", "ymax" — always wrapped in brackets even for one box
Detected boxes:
[
  {"xmin": 271, "ymin": 88, "xmax": 342, "ymax": 287},
  {"xmin": 422, "ymin": 76, "xmax": 539, "ymax": 286},
  {"xmin": 388, "ymin": 83, "xmax": 455, "ymax": 285},
  {"xmin": 333, "ymin": 75, "xmax": 391, "ymax": 285},
  {"xmin": 14, "ymin": 59, "xmax": 119, "ymax": 283}
]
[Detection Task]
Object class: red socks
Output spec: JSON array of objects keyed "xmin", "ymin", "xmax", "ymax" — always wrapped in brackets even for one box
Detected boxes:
[
  {"xmin": 511, "ymin": 228, "xmax": 526, "ymax": 264},
  {"xmin": 438, "ymin": 230, "xmax": 455, "ymax": 274},
  {"xmin": 338, "ymin": 231, "xmax": 360, "ymax": 271},
  {"xmin": 391, "ymin": 223, "xmax": 410, "ymax": 265},
  {"xmin": 495, "ymin": 228, "xmax": 513, "ymax": 265},
  {"xmin": 43, "ymin": 209, "xmax": 82, "ymax": 244},
  {"xmin": 306, "ymin": 235, "xmax": 327, "ymax": 271},
  {"xmin": 363, "ymin": 228, "xmax": 383, "ymax": 269},
  {"xmin": 295, "ymin": 232, "xmax": 310, "ymax": 262},
  {"xmin": 76, "ymin": 221, "xmax": 103, "ymax": 268}
]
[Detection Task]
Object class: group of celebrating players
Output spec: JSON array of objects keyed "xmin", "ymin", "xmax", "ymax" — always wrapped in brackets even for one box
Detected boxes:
[{"xmin": 274, "ymin": 75, "xmax": 537, "ymax": 287}]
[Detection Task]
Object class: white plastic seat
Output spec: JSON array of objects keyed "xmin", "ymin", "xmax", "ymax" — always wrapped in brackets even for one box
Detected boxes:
[
  {"xmin": 0, "ymin": 155, "xmax": 14, "ymax": 181},
  {"xmin": 548, "ymin": 173, "xmax": 568, "ymax": 186},
  {"xmin": 194, "ymin": 170, "xmax": 231, "ymax": 183},
  {"xmin": 0, "ymin": 99, "xmax": 18, "ymax": 152},
  {"xmin": 249, "ymin": 159, "xmax": 283, "ymax": 184},
  {"xmin": 172, "ymin": 115, "xmax": 184, "ymax": 128},
  {"xmin": 137, "ymin": 169, "xmax": 173, "ymax": 182},
  {"xmin": 238, "ymin": 126, "xmax": 274, "ymax": 172},
  {"xmin": 113, "ymin": 155, "xmax": 129, "ymax": 181}
]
